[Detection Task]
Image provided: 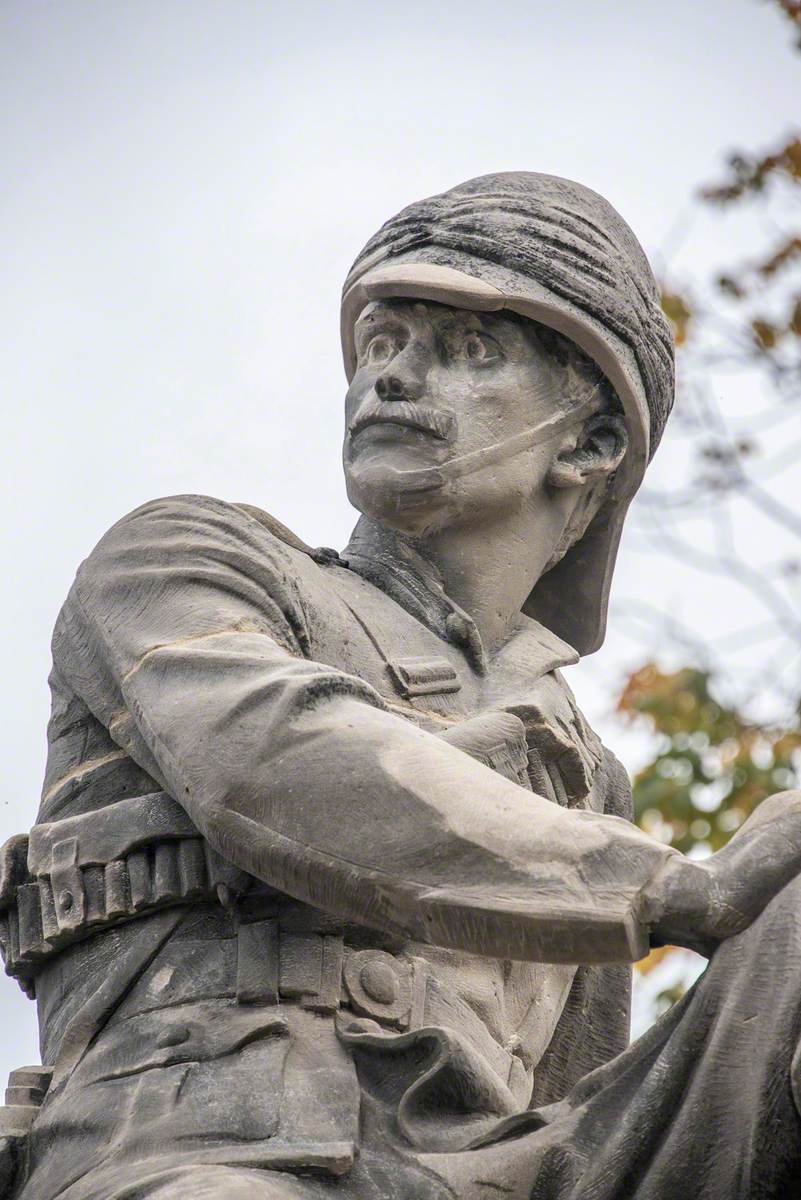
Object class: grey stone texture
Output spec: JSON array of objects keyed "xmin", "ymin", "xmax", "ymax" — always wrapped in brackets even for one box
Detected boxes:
[{"xmin": 1, "ymin": 172, "xmax": 800, "ymax": 1198}]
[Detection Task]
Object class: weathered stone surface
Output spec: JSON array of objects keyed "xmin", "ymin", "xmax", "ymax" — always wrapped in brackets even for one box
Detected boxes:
[{"xmin": 2, "ymin": 172, "xmax": 800, "ymax": 1198}]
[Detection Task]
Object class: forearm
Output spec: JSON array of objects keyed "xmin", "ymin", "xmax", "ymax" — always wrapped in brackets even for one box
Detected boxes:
[
  {"xmin": 117, "ymin": 630, "xmax": 677, "ymax": 964},
  {"xmin": 56, "ymin": 496, "xmax": 683, "ymax": 964}
]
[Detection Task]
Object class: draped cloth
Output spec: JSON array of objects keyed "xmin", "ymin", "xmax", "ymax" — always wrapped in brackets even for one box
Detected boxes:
[
  {"xmin": 419, "ymin": 869, "xmax": 801, "ymax": 1200},
  {"xmin": 18, "ymin": 874, "xmax": 801, "ymax": 1198}
]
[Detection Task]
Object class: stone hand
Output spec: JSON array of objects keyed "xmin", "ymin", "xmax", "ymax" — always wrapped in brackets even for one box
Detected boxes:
[{"xmin": 640, "ymin": 789, "xmax": 801, "ymax": 957}]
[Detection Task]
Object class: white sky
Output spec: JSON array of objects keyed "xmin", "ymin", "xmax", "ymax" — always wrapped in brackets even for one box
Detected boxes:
[{"xmin": 1, "ymin": 0, "xmax": 798, "ymax": 1079}]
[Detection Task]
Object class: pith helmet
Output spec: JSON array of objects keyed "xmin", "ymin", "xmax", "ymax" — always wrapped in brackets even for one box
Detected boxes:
[{"xmin": 341, "ymin": 172, "xmax": 675, "ymax": 655}]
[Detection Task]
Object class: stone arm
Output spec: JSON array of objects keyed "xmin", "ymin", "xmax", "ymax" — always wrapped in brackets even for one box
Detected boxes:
[{"xmin": 53, "ymin": 496, "xmax": 801, "ymax": 965}]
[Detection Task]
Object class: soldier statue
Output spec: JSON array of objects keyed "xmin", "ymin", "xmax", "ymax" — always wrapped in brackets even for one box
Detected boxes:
[{"xmin": 2, "ymin": 172, "xmax": 801, "ymax": 1199}]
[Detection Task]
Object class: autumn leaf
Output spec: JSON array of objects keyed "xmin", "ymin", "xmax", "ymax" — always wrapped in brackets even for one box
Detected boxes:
[
  {"xmin": 660, "ymin": 288, "xmax": 693, "ymax": 345},
  {"xmin": 752, "ymin": 318, "xmax": 780, "ymax": 349},
  {"xmin": 769, "ymin": 0, "xmax": 801, "ymax": 45},
  {"xmin": 757, "ymin": 235, "xmax": 801, "ymax": 277},
  {"xmin": 790, "ymin": 296, "xmax": 801, "ymax": 335},
  {"xmin": 717, "ymin": 274, "xmax": 745, "ymax": 298},
  {"xmin": 635, "ymin": 945, "xmax": 678, "ymax": 976},
  {"xmin": 701, "ymin": 136, "xmax": 801, "ymax": 203}
]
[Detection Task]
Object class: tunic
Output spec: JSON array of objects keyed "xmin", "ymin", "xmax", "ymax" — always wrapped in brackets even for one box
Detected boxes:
[{"xmin": 1, "ymin": 495, "xmax": 677, "ymax": 1198}]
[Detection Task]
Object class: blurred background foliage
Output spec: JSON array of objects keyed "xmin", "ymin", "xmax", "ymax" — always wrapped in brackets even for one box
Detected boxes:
[
  {"xmin": 621, "ymin": 663, "xmax": 801, "ymax": 856},
  {"xmin": 627, "ymin": 0, "xmax": 801, "ymax": 1020}
]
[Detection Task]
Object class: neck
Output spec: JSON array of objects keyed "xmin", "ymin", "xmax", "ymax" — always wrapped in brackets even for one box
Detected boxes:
[
  {"xmin": 349, "ymin": 503, "xmax": 563, "ymax": 656},
  {"xmin": 417, "ymin": 506, "xmax": 556, "ymax": 654}
]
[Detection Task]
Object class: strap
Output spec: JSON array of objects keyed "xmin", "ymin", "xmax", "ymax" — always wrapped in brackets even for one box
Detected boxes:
[{"xmin": 27, "ymin": 793, "xmax": 198, "ymax": 876}]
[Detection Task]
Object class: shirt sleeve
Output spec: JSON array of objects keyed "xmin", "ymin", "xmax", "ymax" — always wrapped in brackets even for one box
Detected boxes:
[{"xmin": 54, "ymin": 494, "xmax": 677, "ymax": 965}]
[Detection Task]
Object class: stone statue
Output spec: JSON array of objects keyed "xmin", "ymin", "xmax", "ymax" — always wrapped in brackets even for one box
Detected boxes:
[{"xmin": 2, "ymin": 172, "xmax": 801, "ymax": 1199}]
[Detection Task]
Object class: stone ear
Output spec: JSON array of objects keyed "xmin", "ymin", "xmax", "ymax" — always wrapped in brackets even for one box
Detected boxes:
[{"xmin": 547, "ymin": 412, "xmax": 628, "ymax": 490}]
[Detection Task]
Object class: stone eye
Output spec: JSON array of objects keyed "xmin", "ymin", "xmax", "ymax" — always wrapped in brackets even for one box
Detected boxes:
[
  {"xmin": 365, "ymin": 334, "xmax": 396, "ymax": 365},
  {"xmin": 463, "ymin": 331, "xmax": 500, "ymax": 364}
]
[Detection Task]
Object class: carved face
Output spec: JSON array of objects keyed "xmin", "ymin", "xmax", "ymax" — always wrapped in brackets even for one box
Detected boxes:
[{"xmin": 343, "ymin": 298, "xmax": 575, "ymax": 536}]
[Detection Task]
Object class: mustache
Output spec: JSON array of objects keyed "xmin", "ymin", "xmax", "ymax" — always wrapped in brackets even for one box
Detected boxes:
[{"xmin": 348, "ymin": 399, "xmax": 455, "ymax": 442}]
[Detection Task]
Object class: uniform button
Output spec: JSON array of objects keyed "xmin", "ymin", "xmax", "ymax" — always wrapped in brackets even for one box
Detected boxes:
[
  {"xmin": 58, "ymin": 890, "xmax": 73, "ymax": 912},
  {"xmin": 359, "ymin": 959, "xmax": 399, "ymax": 1006}
]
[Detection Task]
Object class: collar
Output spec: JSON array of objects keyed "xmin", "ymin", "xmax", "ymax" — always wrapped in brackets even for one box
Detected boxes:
[
  {"xmin": 343, "ymin": 517, "xmax": 579, "ymax": 680},
  {"xmin": 494, "ymin": 614, "xmax": 580, "ymax": 683},
  {"xmin": 344, "ymin": 517, "xmax": 488, "ymax": 673}
]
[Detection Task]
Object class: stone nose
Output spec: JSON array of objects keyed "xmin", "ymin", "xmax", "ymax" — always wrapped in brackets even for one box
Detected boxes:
[
  {"xmin": 375, "ymin": 373, "xmax": 409, "ymax": 400},
  {"xmin": 374, "ymin": 343, "xmax": 428, "ymax": 403}
]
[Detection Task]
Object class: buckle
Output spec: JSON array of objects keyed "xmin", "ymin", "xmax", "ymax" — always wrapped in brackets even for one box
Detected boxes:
[{"xmin": 342, "ymin": 949, "xmax": 427, "ymax": 1030}]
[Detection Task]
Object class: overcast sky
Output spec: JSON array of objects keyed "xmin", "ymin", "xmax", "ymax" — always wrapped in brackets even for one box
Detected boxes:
[{"xmin": 1, "ymin": 0, "xmax": 798, "ymax": 1077}]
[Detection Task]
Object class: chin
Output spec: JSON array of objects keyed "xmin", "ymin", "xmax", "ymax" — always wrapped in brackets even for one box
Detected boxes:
[{"xmin": 345, "ymin": 463, "xmax": 450, "ymax": 537}]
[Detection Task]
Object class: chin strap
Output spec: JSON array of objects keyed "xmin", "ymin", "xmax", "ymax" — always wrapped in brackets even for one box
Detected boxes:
[{"xmin": 373, "ymin": 388, "xmax": 602, "ymax": 494}]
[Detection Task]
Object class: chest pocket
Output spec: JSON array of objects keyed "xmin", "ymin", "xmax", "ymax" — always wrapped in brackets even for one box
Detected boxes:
[
  {"xmin": 388, "ymin": 656, "xmax": 461, "ymax": 699},
  {"xmin": 437, "ymin": 675, "xmax": 603, "ymax": 807}
]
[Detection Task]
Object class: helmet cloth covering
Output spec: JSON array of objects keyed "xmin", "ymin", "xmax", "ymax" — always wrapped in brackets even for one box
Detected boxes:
[{"xmin": 341, "ymin": 171, "xmax": 675, "ymax": 655}]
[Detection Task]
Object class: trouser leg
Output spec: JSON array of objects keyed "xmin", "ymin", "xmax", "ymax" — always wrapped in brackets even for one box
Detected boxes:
[{"xmin": 423, "ymin": 871, "xmax": 801, "ymax": 1200}]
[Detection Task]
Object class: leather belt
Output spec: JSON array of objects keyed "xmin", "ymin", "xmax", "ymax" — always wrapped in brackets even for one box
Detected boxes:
[{"xmin": 235, "ymin": 919, "xmax": 428, "ymax": 1030}]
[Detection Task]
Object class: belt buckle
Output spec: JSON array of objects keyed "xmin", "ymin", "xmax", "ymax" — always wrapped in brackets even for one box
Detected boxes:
[{"xmin": 343, "ymin": 949, "xmax": 427, "ymax": 1030}]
